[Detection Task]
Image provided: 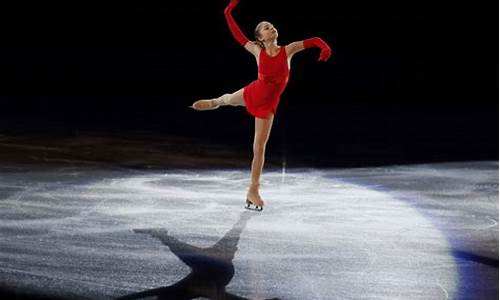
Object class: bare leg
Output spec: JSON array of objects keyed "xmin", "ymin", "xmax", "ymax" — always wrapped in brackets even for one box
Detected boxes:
[
  {"xmin": 191, "ymin": 89, "xmax": 245, "ymax": 110},
  {"xmin": 247, "ymin": 113, "xmax": 274, "ymax": 207}
]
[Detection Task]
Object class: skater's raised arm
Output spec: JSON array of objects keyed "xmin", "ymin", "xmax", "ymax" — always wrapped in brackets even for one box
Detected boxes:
[
  {"xmin": 224, "ymin": 0, "xmax": 261, "ymax": 56},
  {"xmin": 286, "ymin": 37, "xmax": 332, "ymax": 62}
]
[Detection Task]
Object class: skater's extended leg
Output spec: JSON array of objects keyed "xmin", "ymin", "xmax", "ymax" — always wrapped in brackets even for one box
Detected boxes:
[
  {"xmin": 247, "ymin": 113, "xmax": 274, "ymax": 208},
  {"xmin": 191, "ymin": 88, "xmax": 245, "ymax": 111}
]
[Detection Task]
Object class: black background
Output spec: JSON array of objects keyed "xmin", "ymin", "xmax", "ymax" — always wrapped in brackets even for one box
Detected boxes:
[{"xmin": 0, "ymin": 1, "xmax": 497, "ymax": 166}]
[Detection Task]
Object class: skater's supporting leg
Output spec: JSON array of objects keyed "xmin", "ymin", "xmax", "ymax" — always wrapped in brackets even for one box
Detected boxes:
[
  {"xmin": 191, "ymin": 88, "xmax": 245, "ymax": 110},
  {"xmin": 247, "ymin": 113, "xmax": 274, "ymax": 207}
]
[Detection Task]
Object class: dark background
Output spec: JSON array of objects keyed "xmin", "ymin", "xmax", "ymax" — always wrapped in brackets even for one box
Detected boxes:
[{"xmin": 0, "ymin": 1, "xmax": 497, "ymax": 167}]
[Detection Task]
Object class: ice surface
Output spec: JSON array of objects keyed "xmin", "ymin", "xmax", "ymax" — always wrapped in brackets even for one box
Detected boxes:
[{"xmin": 0, "ymin": 161, "xmax": 497, "ymax": 299}]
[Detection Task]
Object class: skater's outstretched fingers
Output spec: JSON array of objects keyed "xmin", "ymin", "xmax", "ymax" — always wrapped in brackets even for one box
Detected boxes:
[{"xmin": 285, "ymin": 37, "xmax": 333, "ymax": 62}]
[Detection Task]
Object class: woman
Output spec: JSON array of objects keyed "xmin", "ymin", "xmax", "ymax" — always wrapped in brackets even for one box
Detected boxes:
[{"xmin": 191, "ymin": 0, "xmax": 332, "ymax": 211}]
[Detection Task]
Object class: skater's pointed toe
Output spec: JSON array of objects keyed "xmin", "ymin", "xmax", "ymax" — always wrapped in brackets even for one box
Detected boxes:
[{"xmin": 191, "ymin": 99, "xmax": 220, "ymax": 111}]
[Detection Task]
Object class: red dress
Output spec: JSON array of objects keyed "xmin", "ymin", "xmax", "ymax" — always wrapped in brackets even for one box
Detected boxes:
[{"xmin": 243, "ymin": 47, "xmax": 290, "ymax": 119}]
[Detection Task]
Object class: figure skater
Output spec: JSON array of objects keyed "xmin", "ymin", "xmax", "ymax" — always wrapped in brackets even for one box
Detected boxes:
[{"xmin": 190, "ymin": 0, "xmax": 332, "ymax": 211}]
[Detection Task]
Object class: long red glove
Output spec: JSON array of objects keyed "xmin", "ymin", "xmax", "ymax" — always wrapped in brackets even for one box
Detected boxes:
[
  {"xmin": 224, "ymin": 0, "xmax": 249, "ymax": 46},
  {"xmin": 303, "ymin": 37, "xmax": 332, "ymax": 62}
]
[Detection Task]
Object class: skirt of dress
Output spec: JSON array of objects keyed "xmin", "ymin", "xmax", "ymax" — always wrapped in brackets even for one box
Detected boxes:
[{"xmin": 243, "ymin": 79, "xmax": 283, "ymax": 119}]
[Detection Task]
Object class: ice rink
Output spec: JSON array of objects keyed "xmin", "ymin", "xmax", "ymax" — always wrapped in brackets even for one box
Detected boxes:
[{"xmin": 0, "ymin": 157, "xmax": 497, "ymax": 299}]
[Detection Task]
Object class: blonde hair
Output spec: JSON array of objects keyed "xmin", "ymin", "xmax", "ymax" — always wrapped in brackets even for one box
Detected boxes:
[{"xmin": 254, "ymin": 21, "xmax": 267, "ymax": 49}]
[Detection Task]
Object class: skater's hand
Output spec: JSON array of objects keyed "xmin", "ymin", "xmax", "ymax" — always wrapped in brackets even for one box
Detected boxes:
[
  {"xmin": 303, "ymin": 37, "xmax": 332, "ymax": 62},
  {"xmin": 226, "ymin": 0, "xmax": 239, "ymax": 11},
  {"xmin": 318, "ymin": 45, "xmax": 332, "ymax": 62}
]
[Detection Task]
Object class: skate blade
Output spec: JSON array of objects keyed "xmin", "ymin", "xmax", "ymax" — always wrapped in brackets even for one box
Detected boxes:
[
  {"xmin": 245, "ymin": 199, "xmax": 263, "ymax": 211},
  {"xmin": 188, "ymin": 105, "xmax": 204, "ymax": 110}
]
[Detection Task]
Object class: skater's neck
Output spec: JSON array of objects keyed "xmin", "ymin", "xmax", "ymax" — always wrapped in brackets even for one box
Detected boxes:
[{"xmin": 263, "ymin": 39, "xmax": 279, "ymax": 52}]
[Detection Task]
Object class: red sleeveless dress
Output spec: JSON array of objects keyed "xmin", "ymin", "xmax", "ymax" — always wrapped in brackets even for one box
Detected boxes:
[{"xmin": 243, "ymin": 47, "xmax": 290, "ymax": 119}]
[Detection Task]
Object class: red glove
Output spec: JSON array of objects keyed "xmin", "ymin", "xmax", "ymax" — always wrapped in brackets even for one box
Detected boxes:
[
  {"xmin": 224, "ymin": 0, "xmax": 249, "ymax": 46},
  {"xmin": 226, "ymin": 0, "xmax": 239, "ymax": 10},
  {"xmin": 303, "ymin": 37, "xmax": 332, "ymax": 62}
]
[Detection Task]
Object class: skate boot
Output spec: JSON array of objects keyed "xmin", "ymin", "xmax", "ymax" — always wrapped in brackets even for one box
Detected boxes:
[
  {"xmin": 245, "ymin": 183, "xmax": 264, "ymax": 211},
  {"xmin": 189, "ymin": 99, "xmax": 220, "ymax": 111}
]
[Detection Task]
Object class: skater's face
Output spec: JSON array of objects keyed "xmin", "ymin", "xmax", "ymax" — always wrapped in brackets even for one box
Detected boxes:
[{"xmin": 255, "ymin": 21, "xmax": 278, "ymax": 43}]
